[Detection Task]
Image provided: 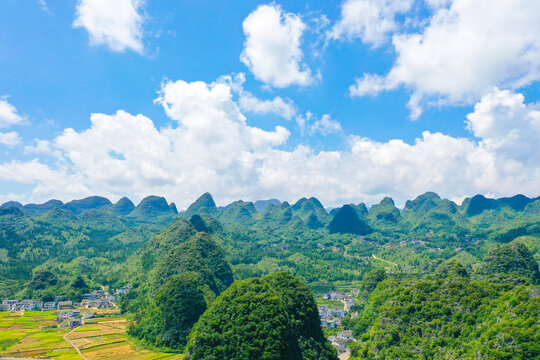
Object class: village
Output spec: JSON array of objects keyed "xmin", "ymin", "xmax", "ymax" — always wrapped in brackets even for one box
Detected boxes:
[
  {"xmin": 0, "ymin": 286, "xmax": 131, "ymax": 329},
  {"xmin": 319, "ymin": 289, "xmax": 360, "ymax": 356}
]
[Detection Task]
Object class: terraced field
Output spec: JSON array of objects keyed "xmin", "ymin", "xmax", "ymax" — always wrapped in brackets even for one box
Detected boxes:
[
  {"xmin": 0, "ymin": 311, "xmax": 183, "ymax": 359},
  {"xmin": 0, "ymin": 311, "xmax": 78, "ymax": 359},
  {"xmin": 67, "ymin": 317, "xmax": 182, "ymax": 360}
]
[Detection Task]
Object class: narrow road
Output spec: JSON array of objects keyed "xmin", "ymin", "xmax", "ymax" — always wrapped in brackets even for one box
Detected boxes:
[
  {"xmin": 371, "ymin": 254, "xmax": 398, "ymax": 266},
  {"xmin": 63, "ymin": 327, "xmax": 87, "ymax": 360}
]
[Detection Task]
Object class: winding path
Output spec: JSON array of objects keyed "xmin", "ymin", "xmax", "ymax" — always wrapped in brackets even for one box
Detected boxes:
[
  {"xmin": 371, "ymin": 254, "xmax": 398, "ymax": 267},
  {"xmin": 63, "ymin": 327, "xmax": 87, "ymax": 360}
]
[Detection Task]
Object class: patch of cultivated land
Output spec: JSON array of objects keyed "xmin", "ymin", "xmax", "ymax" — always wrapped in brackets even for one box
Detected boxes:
[
  {"xmin": 0, "ymin": 310, "xmax": 182, "ymax": 359},
  {"xmin": 67, "ymin": 317, "xmax": 182, "ymax": 360},
  {"xmin": 0, "ymin": 311, "xmax": 78, "ymax": 359},
  {"xmin": 316, "ymin": 299, "xmax": 344, "ymax": 308}
]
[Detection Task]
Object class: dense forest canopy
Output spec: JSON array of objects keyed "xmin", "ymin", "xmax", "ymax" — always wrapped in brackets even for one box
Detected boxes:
[{"xmin": 186, "ymin": 272, "xmax": 338, "ymax": 360}]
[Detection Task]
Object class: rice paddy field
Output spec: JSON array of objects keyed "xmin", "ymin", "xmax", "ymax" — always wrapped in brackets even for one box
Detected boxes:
[{"xmin": 0, "ymin": 310, "xmax": 183, "ymax": 359}]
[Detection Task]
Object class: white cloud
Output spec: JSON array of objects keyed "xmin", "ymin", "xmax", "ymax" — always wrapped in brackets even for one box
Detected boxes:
[
  {"xmin": 349, "ymin": 73, "xmax": 393, "ymax": 97},
  {"xmin": 0, "ymin": 160, "xmax": 90, "ymax": 201},
  {"xmin": 329, "ymin": 0, "xmax": 413, "ymax": 46},
  {"xmin": 351, "ymin": 0, "xmax": 540, "ymax": 118},
  {"xmin": 424, "ymin": 0, "xmax": 452, "ymax": 10},
  {"xmin": 0, "ymin": 77, "xmax": 288, "ymax": 204},
  {"xmin": 240, "ymin": 4, "xmax": 314, "ymax": 88},
  {"xmin": 239, "ymin": 92, "xmax": 297, "ymax": 120},
  {"xmin": 0, "ymin": 97, "xmax": 25, "ymax": 128},
  {"xmin": 467, "ymin": 88, "xmax": 540, "ymax": 165},
  {"xmin": 296, "ymin": 112, "xmax": 342, "ymax": 136},
  {"xmin": 0, "ymin": 84, "xmax": 538, "ymax": 207},
  {"xmin": 24, "ymin": 139, "xmax": 56, "ymax": 155},
  {"xmin": 217, "ymin": 73, "xmax": 297, "ymax": 120},
  {"xmin": 311, "ymin": 115, "xmax": 342, "ymax": 135},
  {"xmin": 74, "ymin": 0, "xmax": 144, "ymax": 53},
  {"xmin": 0, "ymin": 132, "xmax": 20, "ymax": 147},
  {"xmin": 0, "ymin": 159, "xmax": 61, "ymax": 184},
  {"xmin": 38, "ymin": 0, "xmax": 51, "ymax": 13}
]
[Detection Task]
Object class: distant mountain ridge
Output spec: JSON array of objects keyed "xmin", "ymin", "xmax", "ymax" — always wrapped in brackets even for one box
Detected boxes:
[
  {"xmin": 2, "ymin": 192, "xmax": 539, "ymax": 227},
  {"xmin": 253, "ymin": 199, "xmax": 281, "ymax": 211}
]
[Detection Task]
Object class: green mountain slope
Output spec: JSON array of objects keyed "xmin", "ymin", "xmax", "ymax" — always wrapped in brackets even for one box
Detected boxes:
[
  {"xmin": 219, "ymin": 200, "xmax": 257, "ymax": 225},
  {"xmin": 291, "ymin": 197, "xmax": 331, "ymax": 229},
  {"xmin": 184, "ymin": 193, "xmax": 219, "ymax": 217},
  {"xmin": 62, "ymin": 196, "xmax": 112, "ymax": 214},
  {"xmin": 128, "ymin": 195, "xmax": 176, "ymax": 223},
  {"xmin": 328, "ymin": 204, "xmax": 371, "ymax": 235},
  {"xmin": 186, "ymin": 272, "xmax": 338, "ymax": 360}
]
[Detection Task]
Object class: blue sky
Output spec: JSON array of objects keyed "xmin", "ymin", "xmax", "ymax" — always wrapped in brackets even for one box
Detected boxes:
[{"xmin": 1, "ymin": 0, "xmax": 539, "ymax": 208}]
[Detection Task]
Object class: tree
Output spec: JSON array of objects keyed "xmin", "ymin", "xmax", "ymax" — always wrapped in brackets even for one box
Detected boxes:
[
  {"xmin": 482, "ymin": 242, "xmax": 539, "ymax": 283},
  {"xmin": 129, "ymin": 273, "xmax": 207, "ymax": 349},
  {"xmin": 187, "ymin": 272, "xmax": 338, "ymax": 360}
]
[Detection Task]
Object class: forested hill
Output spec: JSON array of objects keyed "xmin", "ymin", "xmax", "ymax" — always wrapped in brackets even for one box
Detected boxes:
[
  {"xmin": 0, "ymin": 192, "xmax": 538, "ymax": 358},
  {"xmin": 1, "ymin": 191, "xmax": 538, "ymax": 291}
]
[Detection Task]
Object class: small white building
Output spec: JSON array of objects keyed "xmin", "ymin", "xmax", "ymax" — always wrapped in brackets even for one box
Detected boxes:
[
  {"xmin": 58, "ymin": 301, "xmax": 73, "ymax": 310},
  {"xmin": 43, "ymin": 302, "xmax": 56, "ymax": 310},
  {"xmin": 68, "ymin": 318, "xmax": 82, "ymax": 328},
  {"xmin": 2, "ymin": 300, "xmax": 19, "ymax": 308},
  {"xmin": 58, "ymin": 311, "xmax": 73, "ymax": 319}
]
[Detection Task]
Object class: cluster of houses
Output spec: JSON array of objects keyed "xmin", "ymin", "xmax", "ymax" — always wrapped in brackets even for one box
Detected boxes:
[
  {"xmin": 0, "ymin": 287, "xmax": 125, "ymax": 313},
  {"xmin": 57, "ymin": 309, "xmax": 93, "ymax": 328},
  {"xmin": 318, "ymin": 305, "xmax": 348, "ymax": 329},
  {"xmin": 1, "ymin": 299, "xmax": 57, "ymax": 312},
  {"xmin": 80, "ymin": 290, "xmax": 116, "ymax": 309},
  {"xmin": 1, "ymin": 285, "xmax": 132, "ymax": 312},
  {"xmin": 318, "ymin": 289, "xmax": 360, "ymax": 329},
  {"xmin": 323, "ymin": 290, "xmax": 358, "ymax": 309},
  {"xmin": 328, "ymin": 330, "xmax": 355, "ymax": 354}
]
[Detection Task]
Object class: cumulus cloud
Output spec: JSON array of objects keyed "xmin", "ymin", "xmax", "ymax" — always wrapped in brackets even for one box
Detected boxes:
[
  {"xmin": 217, "ymin": 73, "xmax": 297, "ymax": 120},
  {"xmin": 0, "ymin": 160, "xmax": 90, "ymax": 201},
  {"xmin": 349, "ymin": 73, "xmax": 391, "ymax": 97},
  {"xmin": 311, "ymin": 115, "xmax": 343, "ymax": 135},
  {"xmin": 0, "ymin": 84, "xmax": 538, "ymax": 207},
  {"xmin": 74, "ymin": 0, "xmax": 144, "ymax": 53},
  {"xmin": 0, "ymin": 97, "xmax": 25, "ymax": 128},
  {"xmin": 0, "ymin": 77, "xmax": 289, "ymax": 204},
  {"xmin": 329, "ymin": 0, "xmax": 413, "ymax": 46},
  {"xmin": 467, "ymin": 88, "xmax": 540, "ymax": 166},
  {"xmin": 296, "ymin": 112, "xmax": 342, "ymax": 136},
  {"xmin": 0, "ymin": 132, "xmax": 20, "ymax": 147},
  {"xmin": 350, "ymin": 0, "xmax": 540, "ymax": 118},
  {"xmin": 239, "ymin": 92, "xmax": 297, "ymax": 120},
  {"xmin": 240, "ymin": 4, "xmax": 314, "ymax": 88},
  {"xmin": 24, "ymin": 139, "xmax": 56, "ymax": 155}
]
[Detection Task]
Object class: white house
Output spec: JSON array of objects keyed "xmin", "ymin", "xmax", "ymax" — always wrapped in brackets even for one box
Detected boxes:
[{"xmin": 43, "ymin": 302, "xmax": 56, "ymax": 310}]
